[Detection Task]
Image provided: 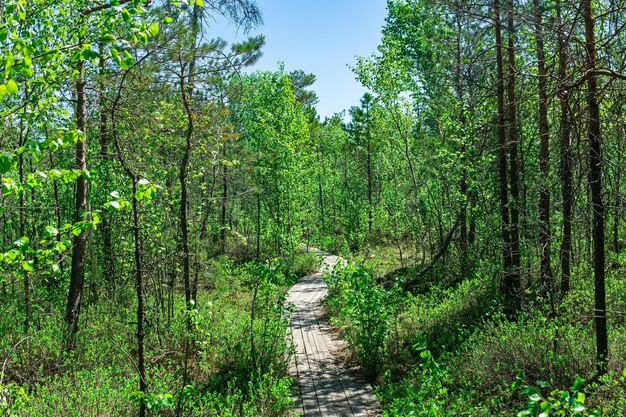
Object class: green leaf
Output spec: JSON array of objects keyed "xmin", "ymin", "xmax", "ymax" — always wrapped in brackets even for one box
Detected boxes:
[
  {"xmin": 195, "ymin": 0, "xmax": 204, "ymax": 6},
  {"xmin": 6, "ymin": 79, "xmax": 18, "ymax": 94},
  {"xmin": 0, "ymin": 84, "xmax": 6, "ymax": 100},
  {"xmin": 162, "ymin": 393, "xmax": 174, "ymax": 406},
  {"xmin": 0, "ymin": 154, "xmax": 14, "ymax": 173},
  {"xmin": 21, "ymin": 65, "xmax": 33, "ymax": 78},
  {"xmin": 123, "ymin": 50, "xmax": 134, "ymax": 68},
  {"xmin": 110, "ymin": 48, "xmax": 122, "ymax": 67},
  {"xmin": 148, "ymin": 22, "xmax": 159, "ymax": 36},
  {"xmin": 122, "ymin": 8, "xmax": 132, "ymax": 23},
  {"xmin": 571, "ymin": 377, "xmax": 585, "ymax": 392},
  {"xmin": 22, "ymin": 260, "xmax": 33, "ymax": 272},
  {"xmin": 537, "ymin": 380, "xmax": 550, "ymax": 388},
  {"xmin": 4, "ymin": 52, "xmax": 14, "ymax": 76}
]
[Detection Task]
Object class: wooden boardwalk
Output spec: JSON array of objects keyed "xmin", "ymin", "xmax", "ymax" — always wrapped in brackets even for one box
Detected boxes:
[{"xmin": 286, "ymin": 248, "xmax": 381, "ymax": 417}]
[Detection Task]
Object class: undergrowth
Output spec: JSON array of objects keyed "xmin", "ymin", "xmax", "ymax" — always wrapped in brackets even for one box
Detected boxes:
[
  {"xmin": 323, "ymin": 244, "xmax": 626, "ymax": 416},
  {"xmin": 0, "ymin": 248, "xmax": 319, "ymax": 416}
]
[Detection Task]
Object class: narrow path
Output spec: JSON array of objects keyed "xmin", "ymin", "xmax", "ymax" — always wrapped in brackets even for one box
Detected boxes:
[{"xmin": 286, "ymin": 248, "xmax": 381, "ymax": 417}]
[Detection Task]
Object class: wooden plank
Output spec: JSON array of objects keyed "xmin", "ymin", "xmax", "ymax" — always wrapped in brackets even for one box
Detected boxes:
[{"xmin": 287, "ymin": 248, "xmax": 380, "ymax": 417}]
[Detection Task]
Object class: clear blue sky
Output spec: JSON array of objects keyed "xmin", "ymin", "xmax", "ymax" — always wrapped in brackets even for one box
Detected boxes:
[{"xmin": 208, "ymin": 1, "xmax": 388, "ymax": 119}]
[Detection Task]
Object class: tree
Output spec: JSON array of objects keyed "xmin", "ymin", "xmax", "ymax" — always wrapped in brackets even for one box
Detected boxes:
[
  {"xmin": 583, "ymin": 0, "xmax": 607, "ymax": 375},
  {"xmin": 494, "ymin": 0, "xmax": 514, "ymax": 309},
  {"xmin": 533, "ymin": 0, "xmax": 553, "ymax": 298},
  {"xmin": 348, "ymin": 93, "xmax": 376, "ymax": 236}
]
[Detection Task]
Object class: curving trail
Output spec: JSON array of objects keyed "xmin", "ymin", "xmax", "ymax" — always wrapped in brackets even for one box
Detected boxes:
[{"xmin": 286, "ymin": 248, "xmax": 381, "ymax": 417}]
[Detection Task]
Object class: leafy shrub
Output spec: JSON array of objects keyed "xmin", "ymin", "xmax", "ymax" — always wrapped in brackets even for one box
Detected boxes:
[
  {"xmin": 0, "ymin": 383, "xmax": 28, "ymax": 416},
  {"xmin": 17, "ymin": 367, "xmax": 137, "ymax": 416},
  {"xmin": 514, "ymin": 374, "xmax": 600, "ymax": 417},
  {"xmin": 172, "ymin": 260, "xmax": 295, "ymax": 415},
  {"xmin": 397, "ymin": 273, "xmax": 499, "ymax": 356},
  {"xmin": 376, "ymin": 349, "xmax": 451, "ymax": 417},
  {"xmin": 281, "ymin": 248, "xmax": 320, "ymax": 279},
  {"xmin": 0, "ymin": 255, "xmax": 296, "ymax": 417},
  {"xmin": 454, "ymin": 315, "xmax": 597, "ymax": 396},
  {"xmin": 186, "ymin": 370, "xmax": 294, "ymax": 417},
  {"xmin": 317, "ymin": 234, "xmax": 351, "ymax": 258},
  {"xmin": 325, "ymin": 262, "xmax": 396, "ymax": 379}
]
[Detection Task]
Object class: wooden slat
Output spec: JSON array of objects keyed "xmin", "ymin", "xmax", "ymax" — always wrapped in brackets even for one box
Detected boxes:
[{"xmin": 286, "ymin": 248, "xmax": 381, "ymax": 417}]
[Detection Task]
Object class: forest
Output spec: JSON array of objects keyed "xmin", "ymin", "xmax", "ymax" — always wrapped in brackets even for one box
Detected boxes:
[{"xmin": 1, "ymin": 0, "xmax": 626, "ymax": 416}]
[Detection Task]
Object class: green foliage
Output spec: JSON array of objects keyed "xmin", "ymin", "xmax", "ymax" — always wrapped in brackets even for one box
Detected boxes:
[
  {"xmin": 398, "ymin": 273, "xmax": 499, "ymax": 355},
  {"xmin": 0, "ymin": 383, "xmax": 29, "ymax": 416},
  {"xmin": 325, "ymin": 262, "xmax": 396, "ymax": 378},
  {"xmin": 229, "ymin": 68, "xmax": 313, "ymax": 257},
  {"xmin": 514, "ymin": 374, "xmax": 600, "ymax": 417},
  {"xmin": 281, "ymin": 248, "xmax": 320, "ymax": 280},
  {"xmin": 185, "ymin": 371, "xmax": 294, "ymax": 417},
  {"xmin": 0, "ymin": 255, "xmax": 295, "ymax": 416},
  {"xmin": 375, "ymin": 349, "xmax": 458, "ymax": 417}
]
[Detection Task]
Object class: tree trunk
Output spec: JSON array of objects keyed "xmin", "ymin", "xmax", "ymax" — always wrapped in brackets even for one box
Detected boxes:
[
  {"xmin": 179, "ymin": 71, "xmax": 193, "ymax": 311},
  {"xmin": 367, "ymin": 130, "xmax": 373, "ymax": 236},
  {"xmin": 18, "ymin": 152, "xmax": 30, "ymax": 334},
  {"xmin": 455, "ymin": 13, "xmax": 468, "ymax": 277},
  {"xmin": 113, "ymin": 122, "xmax": 147, "ymax": 417},
  {"xmin": 534, "ymin": 0, "xmax": 553, "ymax": 295},
  {"xmin": 494, "ymin": 0, "xmax": 512, "ymax": 303},
  {"xmin": 65, "ymin": 59, "xmax": 88, "ymax": 351},
  {"xmin": 99, "ymin": 42, "xmax": 114, "ymax": 284},
  {"xmin": 49, "ymin": 151, "xmax": 64, "ymax": 277},
  {"xmin": 507, "ymin": 0, "xmax": 521, "ymax": 309},
  {"xmin": 132, "ymin": 177, "xmax": 147, "ymax": 417},
  {"xmin": 583, "ymin": 0, "xmax": 608, "ymax": 375},
  {"xmin": 220, "ymin": 147, "xmax": 228, "ymax": 252},
  {"xmin": 613, "ymin": 109, "xmax": 623, "ymax": 254},
  {"xmin": 556, "ymin": 0, "xmax": 573, "ymax": 295}
]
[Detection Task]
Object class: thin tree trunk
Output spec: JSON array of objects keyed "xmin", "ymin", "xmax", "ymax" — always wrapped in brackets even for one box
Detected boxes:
[
  {"xmin": 534, "ymin": 0, "xmax": 553, "ymax": 295},
  {"xmin": 507, "ymin": 0, "xmax": 521, "ymax": 308},
  {"xmin": 557, "ymin": 0, "xmax": 573, "ymax": 295},
  {"xmin": 131, "ymin": 177, "xmax": 147, "ymax": 417},
  {"xmin": 220, "ymin": 147, "xmax": 228, "ymax": 252},
  {"xmin": 583, "ymin": 0, "xmax": 608, "ymax": 375},
  {"xmin": 18, "ymin": 153, "xmax": 30, "ymax": 334},
  {"xmin": 49, "ymin": 151, "xmax": 64, "ymax": 276},
  {"xmin": 367, "ymin": 130, "xmax": 373, "ymax": 236},
  {"xmin": 318, "ymin": 173, "xmax": 325, "ymax": 234},
  {"xmin": 179, "ymin": 66, "xmax": 193, "ymax": 312},
  {"xmin": 65, "ymin": 59, "xmax": 88, "ymax": 351},
  {"xmin": 494, "ymin": 0, "xmax": 512, "ymax": 303},
  {"xmin": 256, "ymin": 193, "xmax": 261, "ymax": 261},
  {"xmin": 113, "ymin": 128, "xmax": 147, "ymax": 417},
  {"xmin": 455, "ymin": 13, "xmax": 468, "ymax": 277},
  {"xmin": 179, "ymin": 3, "xmax": 201, "ymax": 319},
  {"xmin": 99, "ymin": 42, "xmax": 114, "ymax": 284}
]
